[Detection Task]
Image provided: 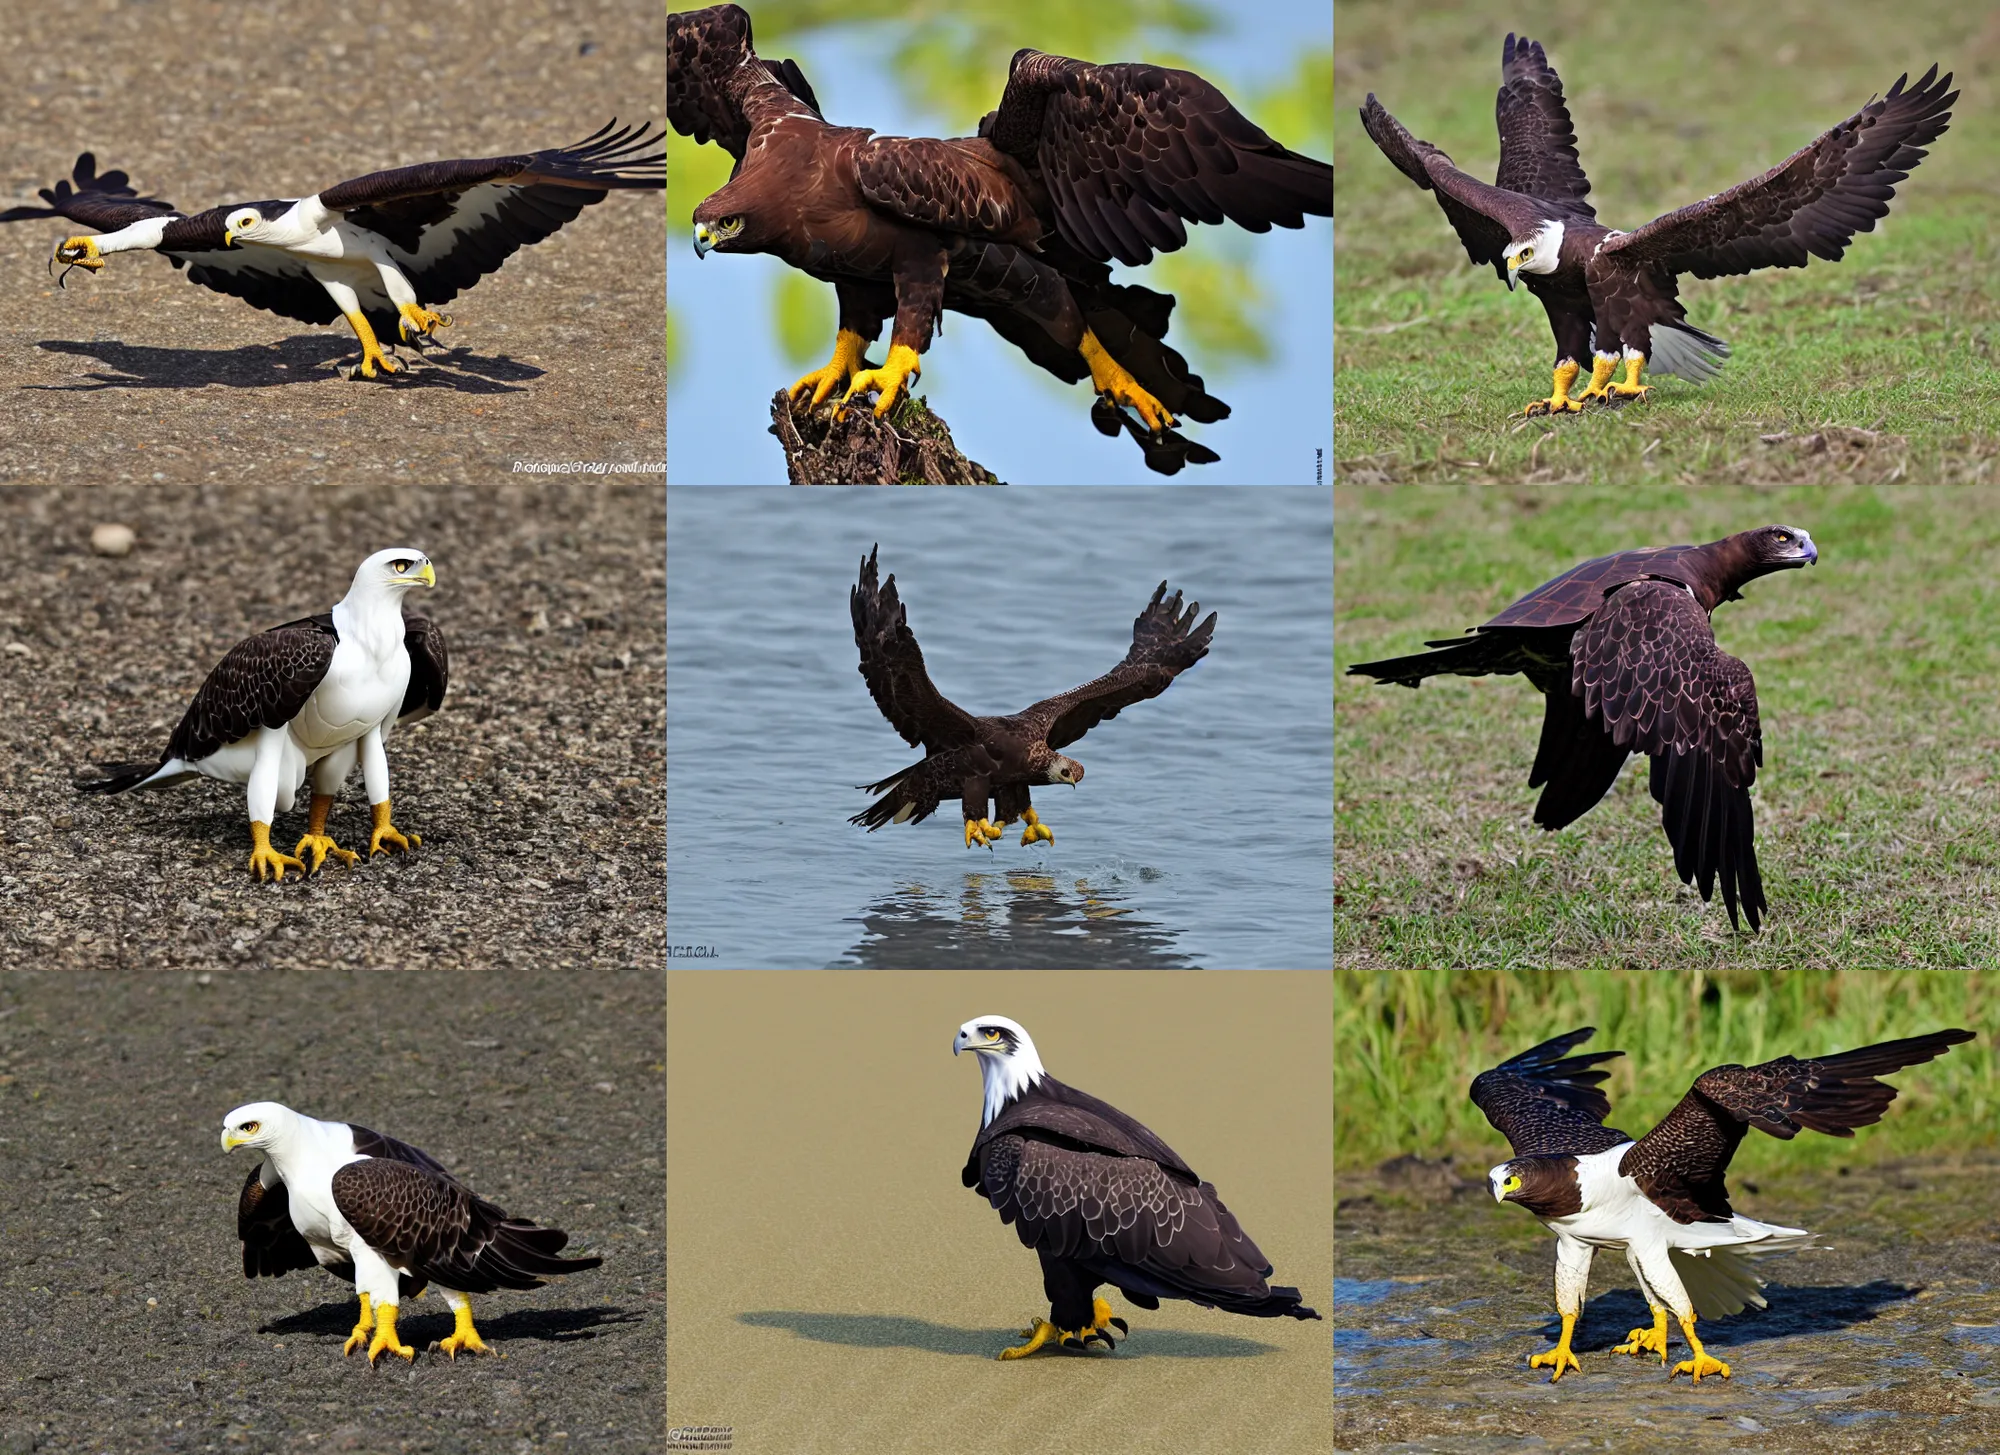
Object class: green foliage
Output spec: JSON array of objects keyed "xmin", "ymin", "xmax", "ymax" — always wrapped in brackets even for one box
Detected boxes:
[
  {"xmin": 1336, "ymin": 483, "xmax": 2000, "ymax": 967},
  {"xmin": 1336, "ymin": 969, "xmax": 1999, "ymax": 1173},
  {"xmin": 774, "ymin": 268, "xmax": 837, "ymax": 366}
]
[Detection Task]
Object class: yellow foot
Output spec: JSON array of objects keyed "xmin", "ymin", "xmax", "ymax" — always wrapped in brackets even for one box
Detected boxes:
[
  {"xmin": 1521, "ymin": 360, "xmax": 1583, "ymax": 417},
  {"xmin": 1086, "ymin": 1296, "xmax": 1129, "ymax": 1347},
  {"xmin": 397, "ymin": 302, "xmax": 452, "ymax": 343},
  {"xmin": 997, "ymin": 1317, "xmax": 1114, "ymax": 1359},
  {"xmin": 1019, "ymin": 807, "xmax": 1054, "ymax": 846},
  {"xmin": 248, "ymin": 821, "xmax": 305, "ymax": 882},
  {"xmin": 342, "ymin": 1293, "xmax": 376, "ymax": 1357},
  {"xmin": 438, "ymin": 1306, "xmax": 491, "ymax": 1359},
  {"xmin": 838, "ymin": 343, "xmax": 922, "ymax": 419},
  {"xmin": 1528, "ymin": 1310, "xmax": 1581, "ymax": 1382},
  {"xmin": 1671, "ymin": 1350, "xmax": 1731, "ymax": 1382},
  {"xmin": 1573, "ymin": 355, "xmax": 1618, "ymax": 405},
  {"xmin": 292, "ymin": 833, "xmax": 359, "ymax": 874},
  {"xmin": 366, "ymin": 1305, "xmax": 416, "ymax": 1365},
  {"xmin": 1605, "ymin": 354, "xmax": 1651, "ymax": 402},
  {"xmin": 1614, "ymin": 1307, "xmax": 1670, "ymax": 1363},
  {"xmin": 368, "ymin": 799, "xmax": 421, "ymax": 857},
  {"xmin": 965, "ymin": 817, "xmax": 1004, "ymax": 849},
  {"xmin": 789, "ymin": 329, "xmax": 871, "ymax": 410},
  {"xmin": 1080, "ymin": 327, "xmax": 1175, "ymax": 433},
  {"xmin": 342, "ymin": 309, "xmax": 403, "ymax": 379}
]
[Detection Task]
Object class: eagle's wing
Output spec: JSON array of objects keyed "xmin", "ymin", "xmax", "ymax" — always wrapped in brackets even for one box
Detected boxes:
[
  {"xmin": 151, "ymin": 614, "xmax": 339, "ymax": 768},
  {"xmin": 237, "ymin": 1163, "xmax": 322, "ymax": 1278},
  {"xmin": 1600, "ymin": 65, "xmax": 1955, "ymax": 278},
  {"xmin": 347, "ymin": 1123, "xmax": 458, "ymax": 1181},
  {"xmin": 1358, "ymin": 95, "xmax": 1549, "ymax": 276},
  {"xmin": 150, "ymin": 205, "xmax": 348, "ymax": 326},
  {"xmin": 853, "ymin": 136, "xmax": 1042, "ymax": 247},
  {"xmin": 1470, "ymin": 1027, "xmax": 1632, "ymax": 1158},
  {"xmin": 330, "ymin": 1157, "xmax": 601, "ymax": 1293},
  {"xmin": 982, "ymin": 50, "xmax": 1331, "ymax": 267},
  {"xmin": 1571, "ymin": 581, "xmax": 1764, "ymax": 930},
  {"xmin": 1493, "ymin": 33, "xmax": 1595, "ymax": 215},
  {"xmin": 398, "ymin": 614, "xmax": 449, "ymax": 726},
  {"xmin": 1621, "ymin": 1029, "xmax": 1974, "ymax": 1223},
  {"xmin": 850, "ymin": 547, "xmax": 980, "ymax": 753},
  {"xmin": 0, "ymin": 152, "xmax": 179, "ymax": 229},
  {"xmin": 667, "ymin": 2, "xmax": 823, "ymax": 161},
  {"xmin": 1015, "ymin": 582, "xmax": 1214, "ymax": 751}
]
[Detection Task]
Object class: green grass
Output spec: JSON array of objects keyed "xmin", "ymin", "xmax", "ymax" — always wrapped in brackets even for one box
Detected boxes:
[
  {"xmin": 1335, "ymin": 969, "xmax": 1999, "ymax": 1173},
  {"xmin": 1336, "ymin": 484, "xmax": 2000, "ymax": 966},
  {"xmin": 1334, "ymin": 1, "xmax": 2000, "ymax": 482}
]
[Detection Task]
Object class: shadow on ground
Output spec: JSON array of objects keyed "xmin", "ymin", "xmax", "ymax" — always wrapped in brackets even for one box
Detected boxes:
[
  {"xmin": 260, "ymin": 1300, "xmax": 644, "ymax": 1346},
  {"xmin": 738, "ymin": 1310, "xmax": 1280, "ymax": 1359},
  {"xmin": 27, "ymin": 337, "xmax": 541, "ymax": 391}
]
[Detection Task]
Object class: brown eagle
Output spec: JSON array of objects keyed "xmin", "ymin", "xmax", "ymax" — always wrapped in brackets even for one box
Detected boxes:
[
  {"xmin": 851, "ymin": 547, "xmax": 1214, "ymax": 848},
  {"xmin": 669, "ymin": 4, "xmax": 1331, "ymax": 475},
  {"xmin": 1359, "ymin": 35, "xmax": 1954, "ymax": 415},
  {"xmin": 1346, "ymin": 525, "xmax": 1819, "ymax": 930}
]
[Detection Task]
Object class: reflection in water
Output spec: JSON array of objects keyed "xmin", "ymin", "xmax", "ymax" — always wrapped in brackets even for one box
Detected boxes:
[{"xmin": 834, "ymin": 870, "xmax": 1196, "ymax": 967}]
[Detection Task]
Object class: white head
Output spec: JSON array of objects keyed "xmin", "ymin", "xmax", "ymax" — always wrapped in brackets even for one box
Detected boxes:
[
  {"xmin": 953, "ymin": 1014, "xmax": 1048, "ymax": 1127},
  {"xmin": 1045, "ymin": 755, "xmax": 1084, "ymax": 788},
  {"xmin": 347, "ymin": 547, "xmax": 436, "ymax": 601},
  {"xmin": 1505, "ymin": 218, "xmax": 1565, "ymax": 291},
  {"xmin": 222, "ymin": 200, "xmax": 312, "ymax": 248},
  {"xmin": 220, "ymin": 1100, "xmax": 302, "ymax": 1155}
]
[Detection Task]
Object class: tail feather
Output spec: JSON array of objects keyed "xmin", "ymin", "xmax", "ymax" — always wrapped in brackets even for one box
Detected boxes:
[
  {"xmin": 850, "ymin": 764, "xmax": 929, "ymax": 830},
  {"xmin": 75, "ymin": 760, "xmax": 171, "ymax": 795}
]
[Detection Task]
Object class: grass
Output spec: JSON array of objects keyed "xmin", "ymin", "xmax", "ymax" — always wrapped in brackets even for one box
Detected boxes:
[
  {"xmin": 1334, "ymin": 0, "xmax": 2000, "ymax": 482},
  {"xmin": 1335, "ymin": 969, "xmax": 2000, "ymax": 1173},
  {"xmin": 1335, "ymin": 484, "xmax": 2000, "ymax": 967}
]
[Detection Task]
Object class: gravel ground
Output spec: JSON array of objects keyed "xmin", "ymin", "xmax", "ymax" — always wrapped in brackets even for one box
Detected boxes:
[
  {"xmin": 0, "ymin": 967, "xmax": 663, "ymax": 1455},
  {"xmin": 0, "ymin": 0, "xmax": 663, "ymax": 483},
  {"xmin": 0, "ymin": 483, "xmax": 664, "ymax": 970}
]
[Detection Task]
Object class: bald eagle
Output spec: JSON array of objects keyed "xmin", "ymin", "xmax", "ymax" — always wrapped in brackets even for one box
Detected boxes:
[
  {"xmin": 76, "ymin": 548, "xmax": 448, "ymax": 881},
  {"xmin": 1, "ymin": 122, "xmax": 664, "ymax": 379},
  {"xmin": 955, "ymin": 1015, "xmax": 1321, "ymax": 1359},
  {"xmin": 223, "ymin": 1102, "xmax": 602, "ymax": 1363}
]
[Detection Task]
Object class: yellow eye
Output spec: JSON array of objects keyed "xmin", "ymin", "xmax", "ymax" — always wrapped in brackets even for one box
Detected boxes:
[
  {"xmin": 987, "ymin": 1029, "xmax": 1000, "ymax": 1040},
  {"xmin": 1520, "ymin": 248, "xmax": 1533, "ymax": 261},
  {"xmin": 243, "ymin": 1121, "xmax": 260, "ymax": 1135},
  {"xmin": 1504, "ymin": 1173, "xmax": 1522, "ymax": 1192},
  {"xmin": 1775, "ymin": 532, "xmax": 1790, "ymax": 542}
]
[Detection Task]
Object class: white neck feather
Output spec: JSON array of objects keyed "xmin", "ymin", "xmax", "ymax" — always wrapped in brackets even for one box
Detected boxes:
[{"xmin": 980, "ymin": 1036, "xmax": 1047, "ymax": 1127}]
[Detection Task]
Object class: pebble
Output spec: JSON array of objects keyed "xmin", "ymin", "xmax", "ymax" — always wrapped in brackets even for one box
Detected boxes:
[{"xmin": 90, "ymin": 523, "xmax": 136, "ymax": 557}]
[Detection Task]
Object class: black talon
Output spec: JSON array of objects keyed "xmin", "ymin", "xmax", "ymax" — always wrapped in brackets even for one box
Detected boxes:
[
  {"xmin": 1059, "ymin": 1335, "xmax": 1086, "ymax": 1351},
  {"xmin": 1109, "ymin": 1318, "xmax": 1129, "ymax": 1335},
  {"xmin": 1085, "ymin": 1332, "xmax": 1114, "ymax": 1350}
]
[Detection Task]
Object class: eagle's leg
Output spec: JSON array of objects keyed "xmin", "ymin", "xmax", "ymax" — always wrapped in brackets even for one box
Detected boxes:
[
  {"xmin": 1668, "ymin": 1313, "xmax": 1729, "ymax": 1383},
  {"xmin": 1019, "ymin": 806, "xmax": 1054, "ymax": 846},
  {"xmin": 1606, "ymin": 352, "xmax": 1652, "ymax": 402},
  {"xmin": 293, "ymin": 793, "xmax": 360, "ymax": 873},
  {"xmin": 366, "ymin": 1302, "xmax": 417, "ymax": 1365},
  {"xmin": 51, "ymin": 235, "xmax": 105, "ymax": 286},
  {"xmin": 437, "ymin": 1291, "xmax": 492, "ymax": 1359},
  {"xmin": 367, "ymin": 799, "xmax": 422, "ymax": 858},
  {"xmin": 1521, "ymin": 359, "xmax": 1583, "ymax": 417},
  {"xmin": 1573, "ymin": 353, "xmax": 1620, "ymax": 406},
  {"xmin": 1079, "ymin": 327, "xmax": 1176, "ymax": 434},
  {"xmin": 1081, "ymin": 1296, "xmax": 1128, "ymax": 1349},
  {"xmin": 789, "ymin": 329, "xmax": 871, "ymax": 410},
  {"xmin": 838, "ymin": 343, "xmax": 923, "ymax": 420},
  {"xmin": 998, "ymin": 1316, "xmax": 1114, "ymax": 1359},
  {"xmin": 1528, "ymin": 1311, "xmax": 1582, "ymax": 1382},
  {"xmin": 341, "ymin": 1293, "xmax": 376, "ymax": 1356},
  {"xmin": 247, "ymin": 821, "xmax": 306, "ymax": 882},
  {"xmin": 396, "ymin": 303, "xmax": 452, "ymax": 345},
  {"xmin": 341, "ymin": 310, "xmax": 403, "ymax": 379},
  {"xmin": 1614, "ymin": 1304, "xmax": 1671, "ymax": 1364},
  {"xmin": 964, "ymin": 817, "xmax": 1004, "ymax": 849}
]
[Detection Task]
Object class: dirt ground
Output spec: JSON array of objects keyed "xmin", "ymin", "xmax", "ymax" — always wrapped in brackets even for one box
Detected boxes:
[
  {"xmin": 1337, "ymin": 1154, "xmax": 2000, "ymax": 1453},
  {"xmin": 0, "ymin": 0, "xmax": 663, "ymax": 483},
  {"xmin": 0, "ymin": 966, "xmax": 664, "ymax": 1454},
  {"xmin": 0, "ymin": 483, "xmax": 663, "ymax": 970},
  {"xmin": 667, "ymin": 971, "xmax": 1332, "ymax": 1455}
]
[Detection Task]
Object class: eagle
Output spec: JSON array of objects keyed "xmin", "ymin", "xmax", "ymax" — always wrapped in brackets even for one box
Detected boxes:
[
  {"xmin": 1475, "ymin": 1025, "xmax": 1972, "ymax": 1384},
  {"xmin": 1358, "ymin": 35, "xmax": 1955, "ymax": 415},
  {"xmin": 851, "ymin": 546, "xmax": 1213, "ymax": 849},
  {"xmin": 668, "ymin": 4, "xmax": 1331, "ymax": 475},
  {"xmin": 1345, "ymin": 524, "xmax": 1818, "ymax": 930},
  {"xmin": 222, "ymin": 1102, "xmax": 603, "ymax": 1364},
  {"xmin": 0, "ymin": 122, "xmax": 665, "ymax": 379},
  {"xmin": 954, "ymin": 1015, "xmax": 1321, "ymax": 1358},
  {"xmin": 76, "ymin": 547, "xmax": 449, "ymax": 881}
]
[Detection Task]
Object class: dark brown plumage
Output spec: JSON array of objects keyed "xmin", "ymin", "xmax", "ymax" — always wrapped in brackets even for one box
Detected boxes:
[
  {"xmin": 238, "ymin": 1125, "xmax": 453, "ymax": 1289},
  {"xmin": 850, "ymin": 546, "xmax": 1214, "ymax": 847},
  {"xmin": 1346, "ymin": 525, "xmax": 1819, "ymax": 930},
  {"xmin": 1470, "ymin": 1026, "xmax": 1631, "ymax": 1159}
]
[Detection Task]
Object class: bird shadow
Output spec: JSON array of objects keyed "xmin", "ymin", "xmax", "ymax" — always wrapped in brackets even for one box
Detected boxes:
[
  {"xmin": 25, "ymin": 336, "xmax": 539, "ymax": 392},
  {"xmin": 1563, "ymin": 1280, "xmax": 1918, "ymax": 1354},
  {"xmin": 260, "ymin": 1300, "xmax": 641, "ymax": 1345},
  {"xmin": 736, "ymin": 1310, "xmax": 1280, "ymax": 1359}
]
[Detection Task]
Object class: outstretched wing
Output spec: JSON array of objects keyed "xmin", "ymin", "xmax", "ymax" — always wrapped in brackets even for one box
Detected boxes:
[
  {"xmin": 851, "ymin": 546, "xmax": 980, "ymax": 753},
  {"xmin": 1572, "ymin": 580, "xmax": 1764, "ymax": 929},
  {"xmin": 1017, "ymin": 582, "xmax": 1215, "ymax": 751},
  {"xmin": 0, "ymin": 152, "xmax": 180, "ymax": 229},
  {"xmin": 1358, "ymin": 95, "xmax": 1550, "ymax": 277},
  {"xmin": 1494, "ymin": 33, "xmax": 1595, "ymax": 215},
  {"xmin": 1621, "ymin": 1029, "xmax": 1974, "ymax": 1223},
  {"xmin": 1470, "ymin": 1027, "xmax": 1631, "ymax": 1158},
  {"xmin": 1601, "ymin": 65, "xmax": 1955, "ymax": 277},
  {"xmin": 982, "ymin": 50, "xmax": 1331, "ymax": 267},
  {"xmin": 667, "ymin": 2, "xmax": 823, "ymax": 162}
]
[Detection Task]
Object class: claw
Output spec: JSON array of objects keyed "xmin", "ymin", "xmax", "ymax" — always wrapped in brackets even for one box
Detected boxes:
[
  {"xmin": 367, "ymin": 799, "xmax": 421, "ymax": 858},
  {"xmin": 837, "ymin": 342, "xmax": 922, "ymax": 419},
  {"xmin": 51, "ymin": 235, "xmax": 105, "ymax": 288},
  {"xmin": 248, "ymin": 821, "xmax": 305, "ymax": 882},
  {"xmin": 1080, "ymin": 327, "xmax": 1175, "ymax": 433},
  {"xmin": 789, "ymin": 329, "xmax": 871, "ymax": 410}
]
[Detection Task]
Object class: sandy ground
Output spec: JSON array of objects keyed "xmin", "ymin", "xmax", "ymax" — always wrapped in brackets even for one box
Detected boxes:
[
  {"xmin": 666, "ymin": 971, "xmax": 1332, "ymax": 1455},
  {"xmin": 0, "ymin": 483, "xmax": 663, "ymax": 970},
  {"xmin": 1337, "ymin": 1154, "xmax": 2000, "ymax": 1453},
  {"xmin": 0, "ymin": 966, "xmax": 664, "ymax": 1454},
  {"xmin": 0, "ymin": 0, "xmax": 663, "ymax": 483}
]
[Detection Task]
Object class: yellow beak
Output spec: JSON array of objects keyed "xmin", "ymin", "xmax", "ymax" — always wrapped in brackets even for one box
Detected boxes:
[
  {"xmin": 416, "ymin": 561, "xmax": 436, "ymax": 588},
  {"xmin": 221, "ymin": 1130, "xmax": 247, "ymax": 1151},
  {"xmin": 224, "ymin": 229, "xmax": 236, "ymax": 247}
]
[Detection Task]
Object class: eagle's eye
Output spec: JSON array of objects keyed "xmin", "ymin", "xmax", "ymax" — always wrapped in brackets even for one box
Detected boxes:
[
  {"xmin": 1774, "ymin": 531, "xmax": 1791, "ymax": 543},
  {"xmin": 242, "ymin": 1121, "xmax": 260, "ymax": 1135},
  {"xmin": 723, "ymin": 215, "xmax": 742, "ymax": 232},
  {"xmin": 1519, "ymin": 247, "xmax": 1532, "ymax": 261},
  {"xmin": 1503, "ymin": 1172, "xmax": 1522, "ymax": 1193},
  {"xmin": 986, "ymin": 1029, "xmax": 1000, "ymax": 1040},
  {"xmin": 392, "ymin": 560, "xmax": 408, "ymax": 573}
]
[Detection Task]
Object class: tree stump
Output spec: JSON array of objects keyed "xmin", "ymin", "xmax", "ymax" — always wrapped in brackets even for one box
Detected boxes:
[{"xmin": 768, "ymin": 389, "xmax": 1002, "ymax": 484}]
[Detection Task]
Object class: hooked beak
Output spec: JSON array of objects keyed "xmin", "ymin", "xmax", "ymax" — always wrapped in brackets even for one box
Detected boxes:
[
  {"xmin": 416, "ymin": 561, "xmax": 436, "ymax": 588},
  {"xmin": 223, "ymin": 229, "xmax": 237, "ymax": 248},
  {"xmin": 1504, "ymin": 257, "xmax": 1519, "ymax": 292},
  {"xmin": 693, "ymin": 222, "xmax": 714, "ymax": 259},
  {"xmin": 221, "ymin": 1129, "xmax": 248, "ymax": 1152}
]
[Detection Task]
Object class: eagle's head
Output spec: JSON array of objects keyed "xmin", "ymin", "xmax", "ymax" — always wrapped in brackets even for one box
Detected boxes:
[
  {"xmin": 1489, "ymin": 1156, "xmax": 1582, "ymax": 1218},
  {"xmin": 1504, "ymin": 218, "xmax": 1565, "ymax": 291},
  {"xmin": 221, "ymin": 1100, "xmax": 299, "ymax": 1154},
  {"xmin": 1046, "ymin": 755, "xmax": 1084, "ymax": 788},
  {"xmin": 353, "ymin": 547, "xmax": 437, "ymax": 595},
  {"xmin": 954, "ymin": 1015, "xmax": 1048, "ymax": 1126},
  {"xmin": 691, "ymin": 191, "xmax": 757, "ymax": 257},
  {"xmin": 222, "ymin": 206, "xmax": 266, "ymax": 247},
  {"xmin": 1748, "ymin": 524, "xmax": 1818, "ymax": 570}
]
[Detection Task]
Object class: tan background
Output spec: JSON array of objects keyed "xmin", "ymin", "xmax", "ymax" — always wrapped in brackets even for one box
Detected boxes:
[{"xmin": 667, "ymin": 971, "xmax": 1331, "ymax": 1455}]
